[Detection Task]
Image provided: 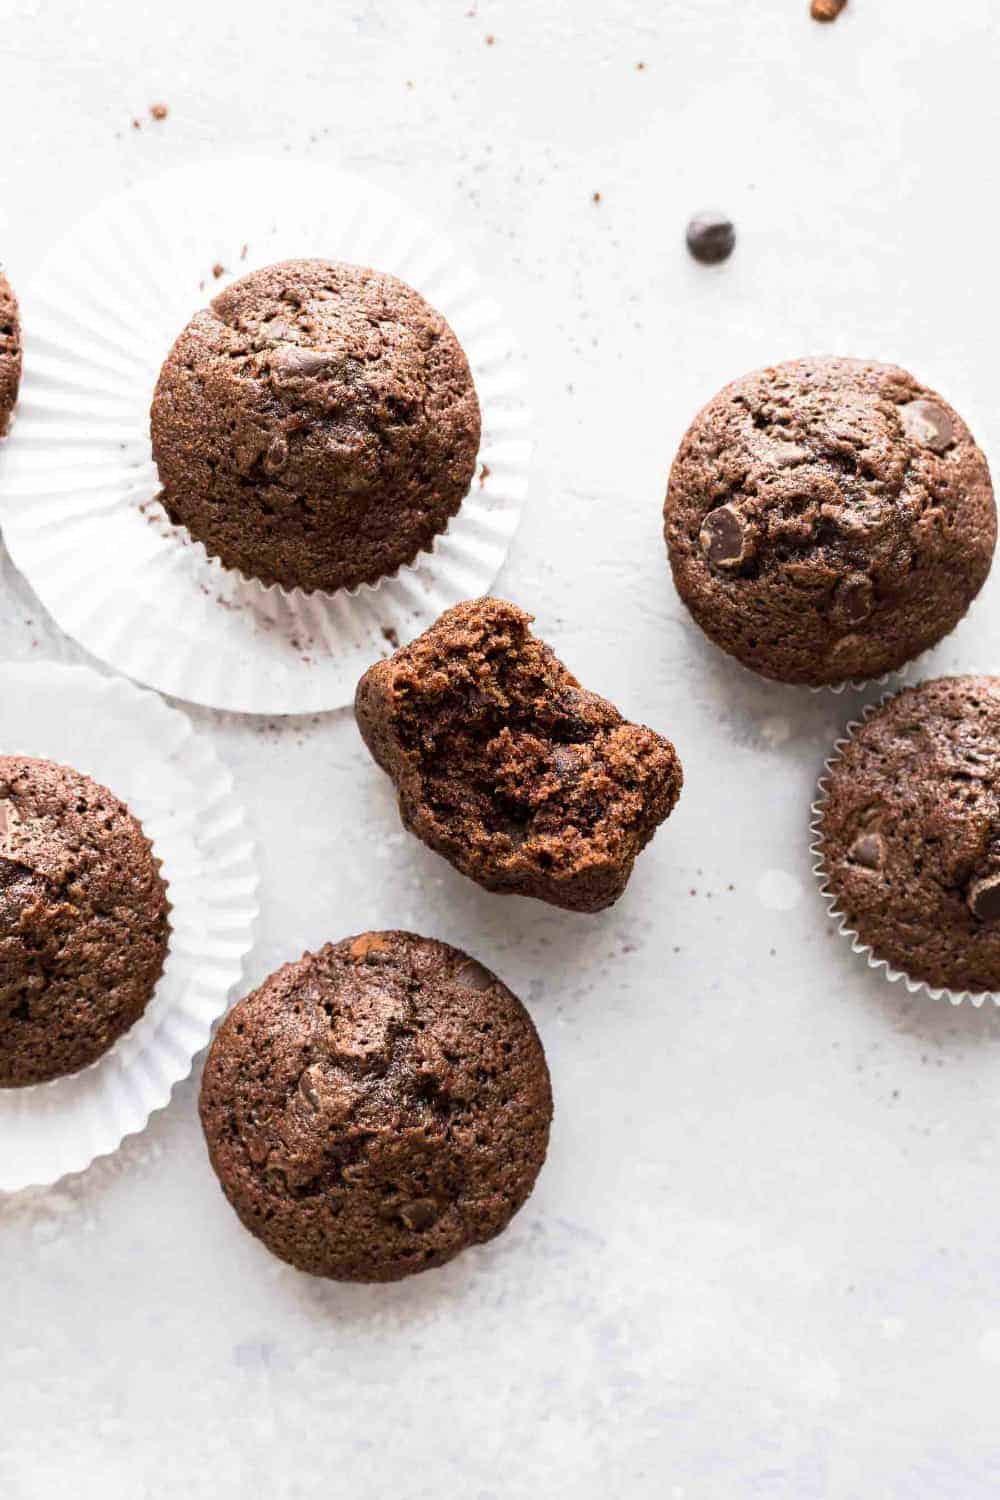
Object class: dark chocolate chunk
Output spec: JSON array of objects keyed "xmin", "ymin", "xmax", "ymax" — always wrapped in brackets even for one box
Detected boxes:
[
  {"xmin": 848, "ymin": 832, "xmax": 884, "ymax": 870},
  {"xmin": 397, "ymin": 1198, "xmax": 439, "ymax": 1231},
  {"xmin": 700, "ymin": 505, "xmax": 751, "ymax": 569},
  {"xmin": 685, "ymin": 212, "xmax": 736, "ymax": 265},
  {"xmin": 839, "ymin": 575, "xmax": 874, "ymax": 625},
  {"xmin": 968, "ymin": 873, "xmax": 1000, "ymax": 924},
  {"xmin": 455, "ymin": 959, "xmax": 496, "ymax": 992},
  {"xmin": 899, "ymin": 399, "xmax": 955, "ymax": 454}
]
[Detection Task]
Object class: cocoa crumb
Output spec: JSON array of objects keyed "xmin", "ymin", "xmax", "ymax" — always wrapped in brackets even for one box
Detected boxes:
[
  {"xmin": 478, "ymin": 463, "xmax": 491, "ymax": 488},
  {"xmin": 240, "ymin": 243, "xmax": 248, "ymax": 260},
  {"xmin": 810, "ymin": 0, "xmax": 846, "ymax": 19},
  {"xmin": 592, "ymin": 191, "xmax": 602, "ymax": 204},
  {"xmin": 131, "ymin": 118, "xmax": 142, "ymax": 130},
  {"xmin": 212, "ymin": 263, "xmax": 225, "ymax": 279},
  {"xmin": 150, "ymin": 103, "xmax": 169, "ymax": 121},
  {"xmin": 381, "ymin": 626, "xmax": 400, "ymax": 649},
  {"xmin": 636, "ymin": 61, "xmax": 646, "ymax": 71},
  {"xmin": 485, "ymin": 34, "xmax": 495, "ymax": 45}
]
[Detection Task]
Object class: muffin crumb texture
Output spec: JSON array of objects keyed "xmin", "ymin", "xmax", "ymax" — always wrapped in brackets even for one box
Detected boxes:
[
  {"xmin": 664, "ymin": 358, "xmax": 996, "ymax": 685},
  {"xmin": 355, "ymin": 598, "xmax": 683, "ymax": 912},
  {"xmin": 818, "ymin": 676, "xmax": 1000, "ymax": 994},
  {"xmin": 0, "ymin": 756, "xmax": 170, "ymax": 1086},
  {"xmin": 150, "ymin": 258, "xmax": 481, "ymax": 593},
  {"xmin": 0, "ymin": 271, "xmax": 21, "ymax": 436},
  {"xmin": 199, "ymin": 931, "xmax": 553, "ymax": 1282}
]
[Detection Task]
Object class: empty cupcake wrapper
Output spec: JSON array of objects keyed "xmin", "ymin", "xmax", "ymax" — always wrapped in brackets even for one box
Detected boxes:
[
  {"xmin": 810, "ymin": 688, "xmax": 998, "ymax": 1008},
  {"xmin": 0, "ymin": 662, "xmax": 259, "ymax": 1192},
  {"xmin": 0, "ymin": 158, "xmax": 532, "ymax": 715}
]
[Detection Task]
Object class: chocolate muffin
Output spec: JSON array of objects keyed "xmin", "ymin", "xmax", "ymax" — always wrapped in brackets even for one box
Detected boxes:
[
  {"xmin": 664, "ymin": 358, "xmax": 996, "ymax": 686},
  {"xmin": 356, "ymin": 598, "xmax": 683, "ymax": 913},
  {"xmin": 816, "ymin": 676, "xmax": 1000, "ymax": 994},
  {"xmin": 150, "ymin": 259, "xmax": 481, "ymax": 593},
  {"xmin": 0, "ymin": 271, "xmax": 21, "ymax": 437},
  {"xmin": 0, "ymin": 757, "xmax": 170, "ymax": 1086},
  {"xmin": 199, "ymin": 932, "xmax": 552, "ymax": 1282}
]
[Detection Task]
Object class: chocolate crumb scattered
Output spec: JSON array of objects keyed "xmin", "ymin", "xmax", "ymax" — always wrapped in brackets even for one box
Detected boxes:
[
  {"xmin": 150, "ymin": 103, "xmax": 169, "ymax": 121},
  {"xmin": 381, "ymin": 626, "xmax": 400, "ymax": 649},
  {"xmin": 592, "ymin": 191, "xmax": 602, "ymax": 204},
  {"xmin": 212, "ymin": 263, "xmax": 225, "ymax": 279},
  {"xmin": 479, "ymin": 463, "xmax": 491, "ymax": 488},
  {"xmin": 686, "ymin": 212, "xmax": 736, "ymax": 265},
  {"xmin": 810, "ymin": 0, "xmax": 846, "ymax": 19}
]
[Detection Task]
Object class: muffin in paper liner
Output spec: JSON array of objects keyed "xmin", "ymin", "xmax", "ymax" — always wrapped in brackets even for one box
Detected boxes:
[
  {"xmin": 0, "ymin": 158, "xmax": 532, "ymax": 716},
  {"xmin": 0, "ymin": 662, "xmax": 259, "ymax": 1192},
  {"xmin": 810, "ymin": 687, "xmax": 1000, "ymax": 1008}
]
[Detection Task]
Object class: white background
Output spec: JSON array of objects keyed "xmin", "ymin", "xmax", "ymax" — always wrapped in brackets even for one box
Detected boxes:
[{"xmin": 3, "ymin": 1, "xmax": 1000, "ymax": 1496}]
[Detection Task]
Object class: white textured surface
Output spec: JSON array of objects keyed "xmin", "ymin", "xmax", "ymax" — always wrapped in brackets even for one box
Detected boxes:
[{"xmin": 3, "ymin": 0, "xmax": 1000, "ymax": 1496}]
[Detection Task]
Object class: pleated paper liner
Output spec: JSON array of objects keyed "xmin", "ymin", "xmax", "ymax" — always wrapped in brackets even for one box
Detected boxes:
[
  {"xmin": 0, "ymin": 663, "xmax": 259, "ymax": 1192},
  {"xmin": 810, "ymin": 688, "xmax": 998, "ymax": 1008},
  {"xmin": 0, "ymin": 159, "xmax": 532, "ymax": 715}
]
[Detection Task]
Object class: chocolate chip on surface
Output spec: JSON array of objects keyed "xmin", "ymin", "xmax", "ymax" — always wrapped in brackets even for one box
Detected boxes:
[
  {"xmin": 455, "ymin": 959, "xmax": 496, "ymax": 992},
  {"xmin": 899, "ymin": 399, "xmax": 955, "ymax": 454},
  {"xmin": 398, "ymin": 1198, "xmax": 439, "ymax": 1231},
  {"xmin": 968, "ymin": 873, "xmax": 1000, "ymax": 923},
  {"xmin": 848, "ymin": 832, "xmax": 884, "ymax": 870},
  {"xmin": 700, "ymin": 505, "xmax": 752, "ymax": 569},
  {"xmin": 685, "ymin": 212, "xmax": 736, "ymax": 265},
  {"xmin": 838, "ymin": 575, "xmax": 874, "ymax": 625}
]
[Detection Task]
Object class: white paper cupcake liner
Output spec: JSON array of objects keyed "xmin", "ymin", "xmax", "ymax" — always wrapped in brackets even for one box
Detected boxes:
[
  {"xmin": 0, "ymin": 158, "xmax": 532, "ymax": 715},
  {"xmin": 810, "ymin": 688, "xmax": 998, "ymax": 1008},
  {"xmin": 0, "ymin": 662, "xmax": 259, "ymax": 1191}
]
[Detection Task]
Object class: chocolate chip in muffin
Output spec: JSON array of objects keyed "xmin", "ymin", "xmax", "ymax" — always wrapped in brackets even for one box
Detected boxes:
[
  {"xmin": 664, "ymin": 358, "xmax": 996, "ymax": 686},
  {"xmin": 0, "ymin": 756, "xmax": 170, "ymax": 1086},
  {"xmin": 355, "ymin": 597, "xmax": 683, "ymax": 913},
  {"xmin": 818, "ymin": 677, "xmax": 1000, "ymax": 993},
  {"xmin": 199, "ymin": 931, "xmax": 552, "ymax": 1282},
  {"xmin": 0, "ymin": 271, "xmax": 21, "ymax": 438},
  {"xmin": 150, "ymin": 259, "xmax": 481, "ymax": 593}
]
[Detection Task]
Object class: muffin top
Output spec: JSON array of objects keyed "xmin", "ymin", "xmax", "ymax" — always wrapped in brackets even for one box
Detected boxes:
[
  {"xmin": 150, "ymin": 258, "xmax": 481, "ymax": 593},
  {"xmin": 817, "ymin": 676, "xmax": 1000, "ymax": 994},
  {"xmin": 355, "ymin": 598, "xmax": 683, "ymax": 913},
  {"xmin": 665, "ymin": 358, "xmax": 996, "ymax": 686},
  {"xmin": 0, "ymin": 756, "xmax": 170, "ymax": 1086},
  {"xmin": 0, "ymin": 271, "xmax": 21, "ymax": 436},
  {"xmin": 199, "ymin": 931, "xmax": 553, "ymax": 1282}
]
